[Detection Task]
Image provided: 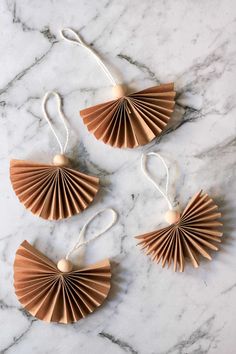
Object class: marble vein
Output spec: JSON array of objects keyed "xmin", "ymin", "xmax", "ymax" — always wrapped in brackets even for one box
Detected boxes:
[
  {"xmin": 99, "ymin": 332, "xmax": 138, "ymax": 354},
  {"xmin": 0, "ymin": 0, "xmax": 235, "ymax": 353},
  {"xmin": 0, "ymin": 42, "xmax": 57, "ymax": 97}
]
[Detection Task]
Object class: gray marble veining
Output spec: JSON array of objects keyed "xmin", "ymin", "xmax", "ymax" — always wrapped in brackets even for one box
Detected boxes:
[{"xmin": 0, "ymin": 0, "xmax": 235, "ymax": 353}]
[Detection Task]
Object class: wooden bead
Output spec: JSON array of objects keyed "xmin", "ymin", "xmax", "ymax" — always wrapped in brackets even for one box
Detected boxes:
[
  {"xmin": 57, "ymin": 258, "xmax": 73, "ymax": 273},
  {"xmin": 53, "ymin": 154, "xmax": 70, "ymax": 167},
  {"xmin": 112, "ymin": 84, "xmax": 126, "ymax": 99},
  {"xmin": 165, "ymin": 210, "xmax": 180, "ymax": 225}
]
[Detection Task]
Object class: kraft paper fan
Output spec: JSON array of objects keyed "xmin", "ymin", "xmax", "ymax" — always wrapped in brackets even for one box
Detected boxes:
[
  {"xmin": 10, "ymin": 160, "xmax": 99, "ymax": 220},
  {"xmin": 80, "ymin": 83, "xmax": 176, "ymax": 148},
  {"xmin": 136, "ymin": 191, "xmax": 223, "ymax": 272},
  {"xmin": 14, "ymin": 241, "xmax": 111, "ymax": 323}
]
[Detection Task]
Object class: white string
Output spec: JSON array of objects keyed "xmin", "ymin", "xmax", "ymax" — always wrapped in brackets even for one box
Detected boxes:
[
  {"xmin": 60, "ymin": 27, "xmax": 117, "ymax": 87},
  {"xmin": 42, "ymin": 91, "xmax": 70, "ymax": 154},
  {"xmin": 66, "ymin": 208, "xmax": 118, "ymax": 260},
  {"xmin": 141, "ymin": 152, "xmax": 173, "ymax": 210}
]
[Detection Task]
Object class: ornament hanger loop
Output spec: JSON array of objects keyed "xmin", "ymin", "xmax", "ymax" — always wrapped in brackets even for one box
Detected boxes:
[
  {"xmin": 60, "ymin": 27, "xmax": 85, "ymax": 46},
  {"xmin": 141, "ymin": 152, "xmax": 173, "ymax": 210},
  {"xmin": 66, "ymin": 208, "xmax": 118, "ymax": 260},
  {"xmin": 60, "ymin": 27, "xmax": 117, "ymax": 87},
  {"xmin": 42, "ymin": 91, "xmax": 70, "ymax": 154}
]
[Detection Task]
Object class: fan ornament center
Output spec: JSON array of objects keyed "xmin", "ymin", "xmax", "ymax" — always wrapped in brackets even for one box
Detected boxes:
[
  {"xmin": 57, "ymin": 258, "xmax": 73, "ymax": 272},
  {"xmin": 112, "ymin": 84, "xmax": 126, "ymax": 99},
  {"xmin": 165, "ymin": 209, "xmax": 181, "ymax": 224},
  {"xmin": 53, "ymin": 154, "xmax": 70, "ymax": 167}
]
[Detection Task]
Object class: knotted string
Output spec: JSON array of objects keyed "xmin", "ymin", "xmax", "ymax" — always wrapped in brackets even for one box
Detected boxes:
[
  {"xmin": 42, "ymin": 91, "xmax": 70, "ymax": 154},
  {"xmin": 66, "ymin": 208, "xmax": 118, "ymax": 260},
  {"xmin": 60, "ymin": 27, "xmax": 117, "ymax": 87},
  {"xmin": 141, "ymin": 152, "xmax": 173, "ymax": 210}
]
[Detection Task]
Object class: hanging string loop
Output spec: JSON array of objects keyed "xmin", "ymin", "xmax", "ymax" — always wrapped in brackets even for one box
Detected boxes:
[
  {"xmin": 66, "ymin": 208, "xmax": 118, "ymax": 260},
  {"xmin": 42, "ymin": 91, "xmax": 70, "ymax": 154},
  {"xmin": 60, "ymin": 27, "xmax": 117, "ymax": 87},
  {"xmin": 141, "ymin": 152, "xmax": 173, "ymax": 210}
]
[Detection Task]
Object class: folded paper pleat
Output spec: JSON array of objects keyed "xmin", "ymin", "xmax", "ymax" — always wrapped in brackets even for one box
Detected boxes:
[
  {"xmin": 80, "ymin": 83, "xmax": 176, "ymax": 148},
  {"xmin": 14, "ymin": 241, "xmax": 111, "ymax": 323},
  {"xmin": 10, "ymin": 160, "xmax": 99, "ymax": 220},
  {"xmin": 136, "ymin": 191, "xmax": 223, "ymax": 272}
]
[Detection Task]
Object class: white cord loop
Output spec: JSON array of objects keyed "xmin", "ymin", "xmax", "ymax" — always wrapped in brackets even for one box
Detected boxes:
[
  {"xmin": 141, "ymin": 152, "xmax": 173, "ymax": 210},
  {"xmin": 66, "ymin": 208, "xmax": 118, "ymax": 260},
  {"xmin": 60, "ymin": 27, "xmax": 117, "ymax": 87},
  {"xmin": 42, "ymin": 91, "xmax": 70, "ymax": 154}
]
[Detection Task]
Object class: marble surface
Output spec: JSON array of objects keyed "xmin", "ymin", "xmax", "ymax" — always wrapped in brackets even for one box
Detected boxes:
[{"xmin": 0, "ymin": 0, "xmax": 236, "ymax": 353}]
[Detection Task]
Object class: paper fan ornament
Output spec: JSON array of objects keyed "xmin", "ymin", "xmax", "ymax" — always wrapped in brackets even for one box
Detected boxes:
[
  {"xmin": 14, "ymin": 208, "xmax": 117, "ymax": 323},
  {"xmin": 60, "ymin": 28, "xmax": 176, "ymax": 148},
  {"xmin": 135, "ymin": 152, "xmax": 223, "ymax": 272},
  {"xmin": 10, "ymin": 91, "xmax": 99, "ymax": 220}
]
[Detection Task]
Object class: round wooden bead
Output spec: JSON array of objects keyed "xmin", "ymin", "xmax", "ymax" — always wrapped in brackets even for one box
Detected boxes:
[
  {"xmin": 53, "ymin": 154, "xmax": 70, "ymax": 167},
  {"xmin": 57, "ymin": 258, "xmax": 73, "ymax": 273},
  {"xmin": 165, "ymin": 209, "xmax": 180, "ymax": 225},
  {"xmin": 112, "ymin": 84, "xmax": 126, "ymax": 99}
]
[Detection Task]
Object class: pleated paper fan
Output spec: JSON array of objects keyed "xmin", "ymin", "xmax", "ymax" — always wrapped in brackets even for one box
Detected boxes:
[
  {"xmin": 14, "ymin": 241, "xmax": 111, "ymax": 323},
  {"xmin": 136, "ymin": 191, "xmax": 223, "ymax": 272},
  {"xmin": 10, "ymin": 159, "xmax": 99, "ymax": 220},
  {"xmin": 80, "ymin": 83, "xmax": 176, "ymax": 148}
]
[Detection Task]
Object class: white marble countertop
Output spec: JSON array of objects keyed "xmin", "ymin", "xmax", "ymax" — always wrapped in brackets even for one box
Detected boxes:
[{"xmin": 0, "ymin": 1, "xmax": 235, "ymax": 353}]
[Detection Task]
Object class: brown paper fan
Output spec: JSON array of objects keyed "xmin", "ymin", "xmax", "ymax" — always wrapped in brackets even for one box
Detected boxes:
[
  {"xmin": 136, "ymin": 191, "xmax": 223, "ymax": 272},
  {"xmin": 14, "ymin": 241, "xmax": 111, "ymax": 323},
  {"xmin": 10, "ymin": 159, "xmax": 99, "ymax": 220},
  {"xmin": 80, "ymin": 83, "xmax": 176, "ymax": 148}
]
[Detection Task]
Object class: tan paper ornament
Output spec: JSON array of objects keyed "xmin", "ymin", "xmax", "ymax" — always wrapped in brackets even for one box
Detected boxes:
[
  {"xmin": 14, "ymin": 209, "xmax": 117, "ymax": 323},
  {"xmin": 136, "ymin": 190, "xmax": 223, "ymax": 272},
  {"xmin": 80, "ymin": 84, "xmax": 176, "ymax": 148},
  {"xmin": 14, "ymin": 241, "xmax": 111, "ymax": 323},
  {"xmin": 10, "ymin": 160, "xmax": 99, "ymax": 220},
  {"xmin": 60, "ymin": 28, "xmax": 176, "ymax": 149},
  {"xmin": 10, "ymin": 92, "xmax": 99, "ymax": 220},
  {"xmin": 136, "ymin": 153, "xmax": 223, "ymax": 272}
]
